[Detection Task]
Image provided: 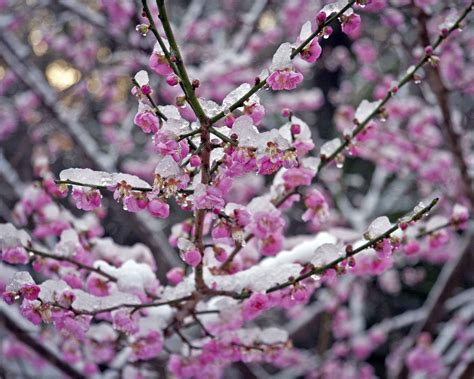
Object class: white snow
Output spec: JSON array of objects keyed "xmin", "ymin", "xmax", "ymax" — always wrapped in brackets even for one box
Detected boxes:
[
  {"xmin": 54, "ymin": 229, "xmax": 79, "ymax": 257},
  {"xmin": 94, "ymin": 260, "xmax": 158, "ymax": 294},
  {"xmin": 154, "ymin": 155, "xmax": 182, "ymax": 178},
  {"xmin": 233, "ymin": 116, "xmax": 260, "ymax": 148},
  {"xmin": 59, "ymin": 168, "xmax": 151, "ymax": 189},
  {"xmin": 0, "ymin": 223, "xmax": 30, "ymax": 249},
  {"xmin": 354, "ymin": 100, "xmax": 382, "ymax": 123},
  {"xmin": 6, "ymin": 271, "xmax": 35, "ymax": 292},
  {"xmin": 134, "ymin": 70, "xmax": 149, "ymax": 86},
  {"xmin": 367, "ymin": 216, "xmax": 392, "ymax": 239},
  {"xmin": 320, "ymin": 138, "xmax": 341, "ymax": 157},
  {"xmin": 271, "ymin": 42, "xmax": 293, "ymax": 71}
]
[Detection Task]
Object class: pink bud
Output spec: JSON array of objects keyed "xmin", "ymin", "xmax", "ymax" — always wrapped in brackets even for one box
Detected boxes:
[
  {"xmin": 141, "ymin": 84, "xmax": 152, "ymax": 95},
  {"xmin": 316, "ymin": 11, "xmax": 327, "ymax": 25},
  {"xmin": 166, "ymin": 74, "xmax": 179, "ymax": 86},
  {"xmin": 224, "ymin": 114, "xmax": 236, "ymax": 128},
  {"xmin": 166, "ymin": 267, "xmax": 185, "ymax": 285},
  {"xmin": 290, "ymin": 123, "xmax": 301, "ymax": 135},
  {"xmin": 2, "ymin": 291, "xmax": 16, "ymax": 305},
  {"xmin": 183, "ymin": 249, "xmax": 201, "ymax": 267},
  {"xmin": 190, "ymin": 155, "xmax": 201, "ymax": 167},
  {"xmin": 281, "ymin": 108, "xmax": 292, "ymax": 118}
]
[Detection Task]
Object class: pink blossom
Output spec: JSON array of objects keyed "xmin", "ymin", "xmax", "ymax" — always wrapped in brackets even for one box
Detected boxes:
[
  {"xmin": 20, "ymin": 300, "xmax": 42, "ymax": 325},
  {"xmin": 134, "ymin": 110, "xmax": 160, "ymax": 134},
  {"xmin": 406, "ymin": 333, "xmax": 445, "ymax": 376},
  {"xmin": 153, "ymin": 130, "xmax": 190, "ymax": 162},
  {"xmin": 71, "ymin": 188, "xmax": 102, "ymax": 211},
  {"xmin": 149, "ymin": 52, "xmax": 173, "ymax": 76},
  {"xmin": 20, "ymin": 284, "xmax": 40, "ymax": 300},
  {"xmin": 267, "ymin": 69, "xmax": 304, "ymax": 91},
  {"xmin": 2, "ymin": 291, "xmax": 16, "ymax": 305},
  {"xmin": 342, "ymin": 14, "xmax": 361, "ymax": 38},
  {"xmin": 300, "ymin": 39, "xmax": 322, "ymax": 63},
  {"xmin": 282, "ymin": 167, "xmax": 314, "ymax": 190},
  {"xmin": 148, "ymin": 198, "xmax": 170, "ymax": 218},
  {"xmin": 244, "ymin": 103, "xmax": 265, "ymax": 125},
  {"xmin": 113, "ymin": 310, "xmax": 138, "ymax": 334},
  {"xmin": 131, "ymin": 331, "xmax": 163, "ymax": 361},
  {"xmin": 193, "ymin": 184, "xmax": 226, "ymax": 211},
  {"xmin": 1, "ymin": 246, "xmax": 29, "ymax": 265},
  {"xmin": 250, "ymin": 210, "xmax": 285, "ymax": 239},
  {"xmin": 258, "ymin": 233, "xmax": 283, "ymax": 256},
  {"xmin": 243, "ymin": 292, "xmax": 270, "ymax": 320},
  {"xmin": 86, "ymin": 274, "xmax": 110, "ymax": 297}
]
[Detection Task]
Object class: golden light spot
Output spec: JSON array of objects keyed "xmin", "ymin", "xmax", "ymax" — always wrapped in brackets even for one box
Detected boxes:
[
  {"xmin": 33, "ymin": 41, "xmax": 48, "ymax": 56},
  {"xmin": 29, "ymin": 29, "xmax": 42, "ymax": 45},
  {"xmin": 114, "ymin": 76, "xmax": 132, "ymax": 101},
  {"xmin": 87, "ymin": 73, "xmax": 102, "ymax": 96},
  {"xmin": 258, "ymin": 11, "xmax": 277, "ymax": 32},
  {"xmin": 45, "ymin": 60, "xmax": 81, "ymax": 91},
  {"xmin": 0, "ymin": 66, "xmax": 5, "ymax": 81},
  {"xmin": 97, "ymin": 47, "xmax": 111, "ymax": 63}
]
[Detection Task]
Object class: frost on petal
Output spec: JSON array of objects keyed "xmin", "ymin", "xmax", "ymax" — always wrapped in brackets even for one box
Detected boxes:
[
  {"xmin": 6, "ymin": 272, "xmax": 35, "ymax": 292},
  {"xmin": 157, "ymin": 105, "xmax": 181, "ymax": 120},
  {"xmin": 367, "ymin": 216, "xmax": 392, "ymax": 239},
  {"xmin": 38, "ymin": 279, "xmax": 70, "ymax": 303},
  {"xmin": 0, "ymin": 223, "xmax": 30, "ymax": 249},
  {"xmin": 152, "ymin": 39, "xmax": 170, "ymax": 54},
  {"xmin": 222, "ymin": 83, "xmax": 259, "ymax": 109},
  {"xmin": 199, "ymin": 99, "xmax": 222, "ymax": 117},
  {"xmin": 55, "ymin": 229, "xmax": 79, "ymax": 257},
  {"xmin": 92, "ymin": 238, "xmax": 156, "ymax": 270},
  {"xmin": 311, "ymin": 243, "xmax": 344, "ymax": 266},
  {"xmin": 413, "ymin": 201, "xmax": 426, "ymax": 214},
  {"xmin": 134, "ymin": 70, "xmax": 149, "ymax": 86},
  {"xmin": 227, "ymin": 327, "xmax": 288, "ymax": 345},
  {"xmin": 321, "ymin": 0, "xmax": 353, "ymax": 16},
  {"xmin": 154, "ymin": 155, "xmax": 182, "ymax": 178},
  {"xmin": 439, "ymin": 12, "xmax": 458, "ymax": 31},
  {"xmin": 354, "ymin": 100, "xmax": 382, "ymax": 123},
  {"xmin": 320, "ymin": 138, "xmax": 341, "ymax": 157},
  {"xmin": 71, "ymin": 290, "xmax": 141, "ymax": 313},
  {"xmin": 95, "ymin": 260, "xmax": 157, "ymax": 294},
  {"xmin": 233, "ymin": 116, "xmax": 260, "ymax": 148},
  {"xmin": 271, "ymin": 42, "xmax": 293, "ymax": 71},
  {"xmin": 258, "ymin": 129, "xmax": 291, "ymax": 151},
  {"xmin": 300, "ymin": 21, "xmax": 313, "ymax": 40},
  {"xmin": 279, "ymin": 117, "xmax": 312, "ymax": 142},
  {"xmin": 60, "ymin": 168, "xmax": 151, "ymax": 189}
]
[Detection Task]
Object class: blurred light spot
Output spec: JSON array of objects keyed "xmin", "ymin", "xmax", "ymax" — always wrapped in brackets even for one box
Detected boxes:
[
  {"xmin": 114, "ymin": 76, "xmax": 132, "ymax": 101},
  {"xmin": 258, "ymin": 11, "xmax": 276, "ymax": 32},
  {"xmin": 87, "ymin": 73, "xmax": 102, "ymax": 95},
  {"xmin": 0, "ymin": 66, "xmax": 5, "ymax": 81},
  {"xmin": 45, "ymin": 60, "xmax": 81, "ymax": 91},
  {"xmin": 29, "ymin": 29, "xmax": 48, "ymax": 56},
  {"xmin": 97, "ymin": 47, "xmax": 111, "ymax": 63}
]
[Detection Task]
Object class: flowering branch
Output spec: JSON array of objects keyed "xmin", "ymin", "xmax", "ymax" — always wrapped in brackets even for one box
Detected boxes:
[
  {"xmin": 316, "ymin": 1, "xmax": 474, "ymax": 176},
  {"xmin": 24, "ymin": 246, "xmax": 117, "ymax": 282},
  {"xmin": 220, "ymin": 3, "xmax": 472, "ymax": 269},
  {"xmin": 208, "ymin": 0, "xmax": 357, "ymax": 125},
  {"xmin": 263, "ymin": 198, "xmax": 439, "ymax": 294}
]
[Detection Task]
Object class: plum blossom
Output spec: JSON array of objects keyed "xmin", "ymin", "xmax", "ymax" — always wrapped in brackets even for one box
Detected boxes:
[{"xmin": 71, "ymin": 188, "xmax": 102, "ymax": 211}]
